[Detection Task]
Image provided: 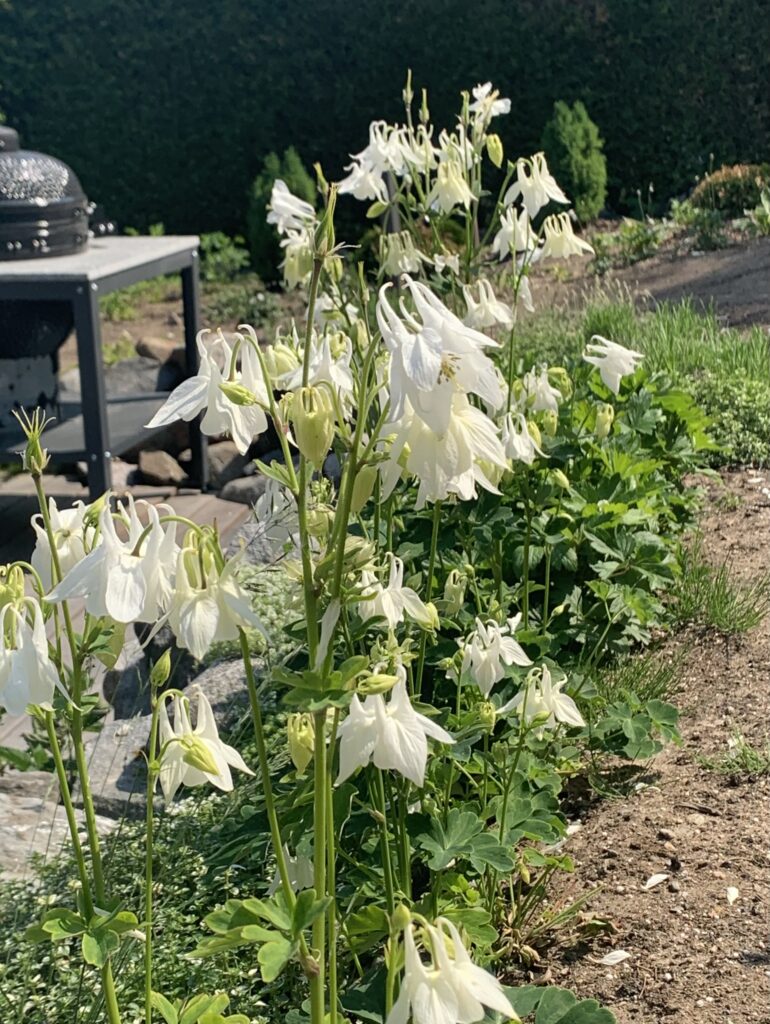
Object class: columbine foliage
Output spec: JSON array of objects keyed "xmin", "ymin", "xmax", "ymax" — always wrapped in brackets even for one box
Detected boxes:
[{"xmin": 2, "ymin": 74, "xmax": 709, "ymax": 1024}]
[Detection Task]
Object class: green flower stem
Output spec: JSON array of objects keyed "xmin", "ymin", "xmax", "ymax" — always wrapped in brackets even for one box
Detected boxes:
[
  {"xmin": 143, "ymin": 692, "xmax": 162, "ymax": 1024},
  {"xmin": 385, "ymin": 933, "xmax": 398, "ymax": 1017},
  {"xmin": 521, "ymin": 487, "xmax": 533, "ymax": 629},
  {"xmin": 414, "ymin": 500, "xmax": 442, "ymax": 699},
  {"xmin": 374, "ymin": 770, "xmax": 396, "ymax": 916},
  {"xmin": 325, "ymin": 765, "xmax": 338, "ymax": 1024},
  {"xmin": 310, "ymin": 710, "xmax": 328, "ymax": 1024}
]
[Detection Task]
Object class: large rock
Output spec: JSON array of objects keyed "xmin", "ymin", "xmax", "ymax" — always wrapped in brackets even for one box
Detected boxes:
[
  {"xmin": 59, "ymin": 356, "xmax": 183, "ymax": 399},
  {"xmin": 103, "ymin": 625, "xmax": 201, "ymax": 719},
  {"xmin": 135, "ymin": 336, "xmax": 186, "ymax": 368},
  {"xmin": 220, "ymin": 474, "xmax": 268, "ymax": 505},
  {"xmin": 206, "ymin": 440, "xmax": 250, "ymax": 489},
  {"xmin": 138, "ymin": 449, "xmax": 187, "ymax": 485}
]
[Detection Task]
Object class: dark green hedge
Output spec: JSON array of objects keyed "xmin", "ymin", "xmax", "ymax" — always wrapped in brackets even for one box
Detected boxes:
[{"xmin": 1, "ymin": 0, "xmax": 768, "ymax": 234}]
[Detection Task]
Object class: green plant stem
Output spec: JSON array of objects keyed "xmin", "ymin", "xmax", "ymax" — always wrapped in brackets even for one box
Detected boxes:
[
  {"xmin": 143, "ymin": 694, "xmax": 161, "ymax": 1024},
  {"xmin": 374, "ymin": 770, "xmax": 396, "ymax": 915},
  {"xmin": 326, "ymin": 767, "xmax": 338, "ymax": 1024},
  {"xmin": 521, "ymin": 492, "xmax": 532, "ymax": 628},
  {"xmin": 414, "ymin": 501, "xmax": 442, "ymax": 698},
  {"xmin": 310, "ymin": 710, "xmax": 328, "ymax": 1024}
]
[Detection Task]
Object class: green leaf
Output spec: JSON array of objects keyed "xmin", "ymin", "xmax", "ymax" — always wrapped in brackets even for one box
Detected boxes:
[
  {"xmin": 467, "ymin": 833, "xmax": 515, "ymax": 873},
  {"xmin": 180, "ymin": 993, "xmax": 229, "ymax": 1024},
  {"xmin": 292, "ymin": 889, "xmax": 331, "ymax": 937},
  {"xmin": 417, "ymin": 808, "xmax": 483, "ymax": 871},
  {"xmin": 258, "ymin": 936, "xmax": 294, "ymax": 982},
  {"xmin": 41, "ymin": 907, "xmax": 86, "ymax": 940},
  {"xmin": 151, "ymin": 992, "xmax": 179, "ymax": 1024},
  {"xmin": 81, "ymin": 929, "xmax": 118, "ymax": 967},
  {"xmin": 345, "ymin": 905, "xmax": 390, "ymax": 955},
  {"xmin": 503, "ymin": 985, "xmax": 616, "ymax": 1023}
]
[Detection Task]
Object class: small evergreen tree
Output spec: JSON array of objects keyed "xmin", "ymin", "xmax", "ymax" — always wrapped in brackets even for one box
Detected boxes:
[
  {"xmin": 246, "ymin": 146, "xmax": 316, "ymax": 282},
  {"xmin": 541, "ymin": 100, "xmax": 607, "ymax": 222}
]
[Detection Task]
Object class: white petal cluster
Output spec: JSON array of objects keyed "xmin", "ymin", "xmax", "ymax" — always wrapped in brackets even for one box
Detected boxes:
[
  {"xmin": 358, "ymin": 555, "xmax": 437, "ymax": 631},
  {"xmin": 387, "ymin": 920, "xmax": 517, "ymax": 1024},
  {"xmin": 381, "ymin": 231, "xmax": 428, "ymax": 276},
  {"xmin": 504, "ymin": 152, "xmax": 568, "ymax": 219},
  {"xmin": 146, "ymin": 330, "xmax": 270, "ymax": 455},
  {"xmin": 158, "ymin": 688, "xmax": 253, "ymax": 802},
  {"xmin": 48, "ymin": 497, "xmax": 178, "ymax": 624},
  {"xmin": 582, "ymin": 334, "xmax": 644, "ymax": 394},
  {"xmin": 540, "ymin": 212, "xmax": 595, "ymax": 260},
  {"xmin": 521, "ymin": 366, "xmax": 562, "ymax": 413},
  {"xmin": 491, "ymin": 206, "xmax": 535, "ymax": 262},
  {"xmin": 337, "ymin": 668, "xmax": 453, "ymax": 787},
  {"xmin": 454, "ymin": 615, "xmax": 531, "ymax": 697},
  {"xmin": 500, "ymin": 665, "xmax": 585, "ymax": 734},
  {"xmin": 462, "ymin": 280, "xmax": 513, "ymax": 330},
  {"xmin": 267, "ymin": 845, "xmax": 314, "ymax": 896},
  {"xmin": 468, "ymin": 81, "xmax": 511, "ymax": 129},
  {"xmin": 266, "ymin": 179, "xmax": 317, "ymax": 289},
  {"xmin": 31, "ymin": 498, "xmax": 91, "ymax": 591},
  {"xmin": 502, "ymin": 413, "xmax": 545, "ymax": 466},
  {"xmin": 0, "ymin": 601, "xmax": 63, "ymax": 715}
]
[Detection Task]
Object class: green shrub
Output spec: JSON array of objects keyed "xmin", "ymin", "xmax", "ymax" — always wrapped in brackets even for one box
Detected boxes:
[
  {"xmin": 690, "ymin": 163, "xmax": 770, "ymax": 216},
  {"xmin": 247, "ymin": 147, "xmax": 316, "ymax": 283},
  {"xmin": 671, "ymin": 198, "xmax": 728, "ymax": 250},
  {"xmin": 199, "ymin": 231, "xmax": 250, "ymax": 283},
  {"xmin": 541, "ymin": 100, "xmax": 607, "ymax": 222},
  {"xmin": 691, "ymin": 373, "xmax": 770, "ymax": 466}
]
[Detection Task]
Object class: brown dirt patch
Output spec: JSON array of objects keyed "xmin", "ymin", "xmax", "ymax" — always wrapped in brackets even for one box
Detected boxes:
[{"xmin": 530, "ymin": 470, "xmax": 770, "ymax": 1023}]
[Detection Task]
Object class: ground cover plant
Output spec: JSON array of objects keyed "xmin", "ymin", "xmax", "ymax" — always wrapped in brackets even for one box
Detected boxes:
[{"xmin": 0, "ymin": 77, "xmax": 717, "ymax": 1024}]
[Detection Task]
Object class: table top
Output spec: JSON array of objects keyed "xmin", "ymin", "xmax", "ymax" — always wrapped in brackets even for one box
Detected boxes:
[{"xmin": 0, "ymin": 235, "xmax": 200, "ymax": 283}]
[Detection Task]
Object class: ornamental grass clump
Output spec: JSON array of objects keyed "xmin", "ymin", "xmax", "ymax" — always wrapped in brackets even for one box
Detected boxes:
[{"xmin": 6, "ymin": 73, "xmax": 709, "ymax": 1024}]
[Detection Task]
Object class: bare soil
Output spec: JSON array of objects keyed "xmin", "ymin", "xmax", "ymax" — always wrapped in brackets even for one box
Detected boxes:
[{"xmin": 532, "ymin": 469, "xmax": 770, "ymax": 1024}]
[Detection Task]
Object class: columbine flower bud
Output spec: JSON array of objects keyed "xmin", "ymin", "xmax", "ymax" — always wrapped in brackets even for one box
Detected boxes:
[
  {"xmin": 264, "ymin": 342, "xmax": 301, "ymax": 379},
  {"xmin": 15, "ymin": 409, "xmax": 51, "ymax": 475},
  {"xmin": 392, "ymin": 904, "xmax": 413, "ymax": 931},
  {"xmin": 419, "ymin": 88, "xmax": 430, "ymax": 125},
  {"xmin": 307, "ymin": 505, "xmax": 334, "ymax": 540},
  {"xmin": 550, "ymin": 469, "xmax": 570, "ymax": 490},
  {"xmin": 181, "ymin": 734, "xmax": 221, "ymax": 776},
  {"xmin": 291, "ymin": 386, "xmax": 336, "ymax": 465},
  {"xmin": 594, "ymin": 402, "xmax": 615, "ymax": 439},
  {"xmin": 478, "ymin": 701, "xmax": 497, "ymax": 732},
  {"xmin": 541, "ymin": 409, "xmax": 559, "ymax": 437},
  {"xmin": 315, "ymin": 183, "xmax": 337, "ymax": 258},
  {"xmin": 358, "ymin": 672, "xmax": 399, "ymax": 696},
  {"xmin": 150, "ymin": 649, "xmax": 171, "ymax": 689},
  {"xmin": 443, "ymin": 570, "xmax": 467, "ymax": 615},
  {"xmin": 350, "ymin": 465, "xmax": 377, "ymax": 515},
  {"xmin": 486, "ymin": 133, "xmax": 504, "ymax": 168},
  {"xmin": 220, "ymin": 381, "xmax": 258, "ymax": 406},
  {"xmin": 548, "ymin": 367, "xmax": 573, "ymax": 400},
  {"xmin": 288, "ymin": 713, "xmax": 315, "ymax": 776},
  {"xmin": 527, "ymin": 420, "xmax": 542, "ymax": 448}
]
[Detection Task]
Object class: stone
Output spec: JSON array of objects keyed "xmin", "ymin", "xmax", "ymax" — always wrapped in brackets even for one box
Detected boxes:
[
  {"xmin": 59, "ymin": 356, "xmax": 183, "ymax": 398},
  {"xmin": 78, "ymin": 715, "xmax": 152, "ymax": 818},
  {"xmin": 103, "ymin": 625, "xmax": 202, "ymax": 719},
  {"xmin": 207, "ymin": 440, "xmax": 250, "ymax": 489},
  {"xmin": 135, "ymin": 336, "xmax": 186, "ymax": 367},
  {"xmin": 138, "ymin": 449, "xmax": 187, "ymax": 485},
  {"xmin": 220, "ymin": 474, "xmax": 268, "ymax": 505}
]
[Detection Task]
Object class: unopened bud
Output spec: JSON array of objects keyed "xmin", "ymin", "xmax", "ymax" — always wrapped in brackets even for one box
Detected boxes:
[
  {"xmin": 350, "ymin": 465, "xmax": 377, "ymax": 514},
  {"xmin": 392, "ymin": 904, "xmax": 412, "ymax": 931},
  {"xmin": 478, "ymin": 701, "xmax": 496, "ymax": 732},
  {"xmin": 288, "ymin": 713, "xmax": 314, "ymax": 776},
  {"xmin": 526, "ymin": 420, "xmax": 542, "ymax": 448},
  {"xmin": 292, "ymin": 386, "xmax": 336, "ymax": 465},
  {"xmin": 180, "ymin": 735, "xmax": 219, "ymax": 776},
  {"xmin": 220, "ymin": 381, "xmax": 258, "ymax": 406},
  {"xmin": 541, "ymin": 409, "xmax": 558, "ymax": 437},
  {"xmin": 315, "ymin": 183, "xmax": 337, "ymax": 258},
  {"xmin": 443, "ymin": 570, "xmax": 466, "ymax": 615},
  {"xmin": 419, "ymin": 88, "xmax": 430, "ymax": 125},
  {"xmin": 548, "ymin": 366, "xmax": 572, "ymax": 400},
  {"xmin": 550, "ymin": 468, "xmax": 570, "ymax": 490},
  {"xmin": 358, "ymin": 673, "xmax": 399, "ymax": 696},
  {"xmin": 519, "ymin": 859, "xmax": 531, "ymax": 885},
  {"xmin": 150, "ymin": 649, "xmax": 171, "ymax": 689},
  {"xmin": 594, "ymin": 402, "xmax": 615, "ymax": 439},
  {"xmin": 486, "ymin": 133, "xmax": 504, "ymax": 168}
]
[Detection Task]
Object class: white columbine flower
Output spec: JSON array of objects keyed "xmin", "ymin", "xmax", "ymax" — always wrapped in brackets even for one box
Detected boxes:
[
  {"xmin": 426, "ymin": 158, "xmax": 474, "ymax": 214},
  {"xmin": 582, "ymin": 335, "xmax": 644, "ymax": 394},
  {"xmin": 500, "ymin": 664, "xmax": 585, "ymax": 735},
  {"xmin": 455, "ymin": 615, "xmax": 532, "ymax": 697},
  {"xmin": 462, "ymin": 280, "xmax": 513, "ymax": 330},
  {"xmin": 358, "ymin": 555, "xmax": 437, "ymax": 631},
  {"xmin": 387, "ymin": 920, "xmax": 517, "ymax": 1024},
  {"xmin": 501, "ymin": 413, "xmax": 545, "ymax": 466},
  {"xmin": 521, "ymin": 366, "xmax": 562, "ymax": 413},
  {"xmin": 380, "ymin": 393, "xmax": 508, "ymax": 510},
  {"xmin": 48, "ymin": 497, "xmax": 177, "ymax": 624},
  {"xmin": 504, "ymin": 152, "xmax": 568, "ymax": 219},
  {"xmin": 280, "ymin": 227, "xmax": 314, "ymax": 289},
  {"xmin": 157, "ymin": 689, "xmax": 253, "ymax": 802},
  {"xmin": 31, "ymin": 498, "xmax": 90, "ymax": 591},
  {"xmin": 267, "ymin": 845, "xmax": 314, "ymax": 896},
  {"xmin": 380, "ymin": 231, "xmax": 428, "ymax": 276},
  {"xmin": 146, "ymin": 330, "xmax": 269, "ymax": 455},
  {"xmin": 337, "ymin": 668, "xmax": 454, "ymax": 787},
  {"xmin": 433, "ymin": 251, "xmax": 461, "ymax": 277},
  {"xmin": 492, "ymin": 206, "xmax": 536, "ymax": 262},
  {"xmin": 539, "ymin": 212, "xmax": 595, "ymax": 260},
  {"xmin": 168, "ymin": 542, "xmax": 264, "ymax": 660},
  {"xmin": 0, "ymin": 602, "xmax": 64, "ymax": 715},
  {"xmin": 266, "ymin": 179, "xmax": 316, "ymax": 235},
  {"xmin": 468, "ymin": 82, "xmax": 511, "ymax": 127}
]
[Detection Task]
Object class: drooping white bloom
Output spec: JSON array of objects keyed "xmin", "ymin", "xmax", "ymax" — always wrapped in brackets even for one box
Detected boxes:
[
  {"xmin": 501, "ymin": 413, "xmax": 545, "ymax": 465},
  {"xmin": 387, "ymin": 921, "xmax": 517, "ymax": 1024},
  {"xmin": 267, "ymin": 845, "xmax": 314, "ymax": 896},
  {"xmin": 313, "ymin": 292, "xmax": 358, "ymax": 327},
  {"xmin": 157, "ymin": 689, "xmax": 253, "ymax": 802},
  {"xmin": 31, "ymin": 498, "xmax": 90, "ymax": 591},
  {"xmin": 380, "ymin": 393, "xmax": 508, "ymax": 509},
  {"xmin": 582, "ymin": 335, "xmax": 644, "ymax": 394},
  {"xmin": 338, "ymin": 159, "xmax": 389, "ymax": 203},
  {"xmin": 504, "ymin": 152, "xmax": 569, "ymax": 219},
  {"xmin": 400, "ymin": 125, "xmax": 439, "ymax": 174},
  {"xmin": 492, "ymin": 206, "xmax": 535, "ymax": 261},
  {"xmin": 426, "ymin": 158, "xmax": 474, "ymax": 214},
  {"xmin": 469, "ymin": 82, "xmax": 511, "ymax": 126},
  {"xmin": 337, "ymin": 670, "xmax": 454, "ymax": 787},
  {"xmin": 168, "ymin": 543, "xmax": 264, "ymax": 660},
  {"xmin": 376, "ymin": 277, "xmax": 503, "ymax": 435},
  {"xmin": 380, "ymin": 231, "xmax": 428, "ymax": 276},
  {"xmin": 48, "ymin": 498, "xmax": 178, "ymax": 624},
  {"xmin": 358, "ymin": 555, "xmax": 437, "ymax": 631},
  {"xmin": 146, "ymin": 330, "xmax": 270, "ymax": 455},
  {"xmin": 521, "ymin": 366, "xmax": 562, "ymax": 413},
  {"xmin": 280, "ymin": 228, "xmax": 314, "ymax": 289},
  {"xmin": 433, "ymin": 251, "xmax": 461, "ymax": 277},
  {"xmin": 462, "ymin": 280, "xmax": 513, "ymax": 330},
  {"xmin": 454, "ymin": 615, "xmax": 532, "ymax": 697},
  {"xmin": 0, "ymin": 602, "xmax": 64, "ymax": 715},
  {"xmin": 539, "ymin": 212, "xmax": 595, "ymax": 260},
  {"xmin": 266, "ymin": 179, "xmax": 316, "ymax": 235},
  {"xmin": 500, "ymin": 664, "xmax": 585, "ymax": 734},
  {"xmin": 280, "ymin": 331, "xmax": 355, "ymax": 411}
]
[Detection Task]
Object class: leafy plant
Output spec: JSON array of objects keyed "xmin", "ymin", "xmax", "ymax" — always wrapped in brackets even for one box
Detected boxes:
[
  {"xmin": 199, "ymin": 232, "xmax": 251, "ymax": 283},
  {"xmin": 697, "ymin": 730, "xmax": 770, "ymax": 779},
  {"xmin": 690, "ymin": 163, "xmax": 770, "ymax": 216},
  {"xmin": 247, "ymin": 148, "xmax": 316, "ymax": 282},
  {"xmin": 671, "ymin": 198, "xmax": 727, "ymax": 250},
  {"xmin": 742, "ymin": 188, "xmax": 770, "ymax": 236},
  {"xmin": 541, "ymin": 100, "xmax": 607, "ymax": 222},
  {"xmin": 690, "ymin": 374, "xmax": 770, "ymax": 467}
]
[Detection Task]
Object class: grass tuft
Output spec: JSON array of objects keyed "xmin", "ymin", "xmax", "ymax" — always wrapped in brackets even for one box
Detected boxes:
[
  {"xmin": 673, "ymin": 536, "xmax": 770, "ymax": 633},
  {"xmin": 698, "ymin": 730, "xmax": 770, "ymax": 779}
]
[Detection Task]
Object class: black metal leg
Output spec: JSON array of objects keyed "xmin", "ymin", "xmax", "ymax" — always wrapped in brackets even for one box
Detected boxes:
[
  {"xmin": 181, "ymin": 255, "xmax": 208, "ymax": 490},
  {"xmin": 72, "ymin": 283, "xmax": 111, "ymax": 500}
]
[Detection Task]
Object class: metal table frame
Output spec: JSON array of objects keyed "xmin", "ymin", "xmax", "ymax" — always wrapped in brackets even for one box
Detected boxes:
[{"xmin": 0, "ymin": 236, "xmax": 208, "ymax": 499}]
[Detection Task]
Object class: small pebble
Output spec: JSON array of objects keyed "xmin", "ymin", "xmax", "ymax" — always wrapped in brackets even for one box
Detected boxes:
[
  {"xmin": 668, "ymin": 880, "xmax": 681, "ymax": 893},
  {"xmin": 658, "ymin": 828, "xmax": 674, "ymax": 841},
  {"xmin": 663, "ymin": 972, "xmax": 673, "ymax": 982}
]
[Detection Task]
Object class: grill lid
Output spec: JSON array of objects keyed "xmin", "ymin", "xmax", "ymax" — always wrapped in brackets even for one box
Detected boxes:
[{"xmin": 0, "ymin": 127, "xmax": 90, "ymax": 260}]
